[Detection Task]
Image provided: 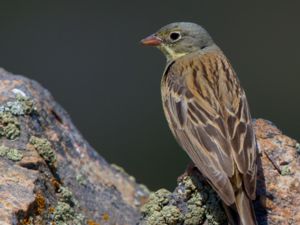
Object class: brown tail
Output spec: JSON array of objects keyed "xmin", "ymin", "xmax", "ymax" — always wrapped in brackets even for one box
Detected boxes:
[{"xmin": 223, "ymin": 190, "xmax": 257, "ymax": 225}]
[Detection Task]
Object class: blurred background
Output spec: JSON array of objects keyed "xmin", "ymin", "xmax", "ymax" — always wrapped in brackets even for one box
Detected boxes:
[{"xmin": 0, "ymin": 1, "xmax": 299, "ymax": 190}]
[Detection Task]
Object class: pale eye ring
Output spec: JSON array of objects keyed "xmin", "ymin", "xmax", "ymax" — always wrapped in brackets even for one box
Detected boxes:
[{"xmin": 169, "ymin": 31, "xmax": 181, "ymax": 42}]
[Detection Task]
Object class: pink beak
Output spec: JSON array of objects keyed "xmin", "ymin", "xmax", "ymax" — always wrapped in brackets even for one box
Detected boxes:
[{"xmin": 140, "ymin": 34, "xmax": 162, "ymax": 46}]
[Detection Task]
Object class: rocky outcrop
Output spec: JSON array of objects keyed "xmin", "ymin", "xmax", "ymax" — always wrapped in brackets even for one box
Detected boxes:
[
  {"xmin": 0, "ymin": 68, "xmax": 149, "ymax": 225},
  {"xmin": 0, "ymin": 68, "xmax": 298, "ymax": 225},
  {"xmin": 140, "ymin": 120, "xmax": 300, "ymax": 225}
]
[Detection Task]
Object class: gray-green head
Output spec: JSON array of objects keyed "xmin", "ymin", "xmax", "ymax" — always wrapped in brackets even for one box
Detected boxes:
[{"xmin": 141, "ymin": 22, "xmax": 215, "ymax": 61}]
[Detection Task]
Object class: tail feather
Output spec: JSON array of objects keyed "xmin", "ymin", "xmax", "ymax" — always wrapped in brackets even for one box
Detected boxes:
[
  {"xmin": 236, "ymin": 190, "xmax": 257, "ymax": 225},
  {"xmin": 223, "ymin": 190, "xmax": 257, "ymax": 225}
]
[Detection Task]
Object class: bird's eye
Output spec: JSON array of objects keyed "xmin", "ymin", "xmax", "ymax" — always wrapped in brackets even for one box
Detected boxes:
[{"xmin": 169, "ymin": 32, "xmax": 181, "ymax": 42}]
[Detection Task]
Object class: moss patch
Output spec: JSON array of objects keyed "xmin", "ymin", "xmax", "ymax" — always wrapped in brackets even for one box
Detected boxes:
[
  {"xmin": 29, "ymin": 136, "xmax": 56, "ymax": 166},
  {"xmin": 0, "ymin": 145, "xmax": 23, "ymax": 161}
]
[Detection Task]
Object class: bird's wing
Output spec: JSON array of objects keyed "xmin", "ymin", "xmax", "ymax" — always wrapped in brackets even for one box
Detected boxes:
[{"xmin": 161, "ymin": 51, "xmax": 257, "ymax": 205}]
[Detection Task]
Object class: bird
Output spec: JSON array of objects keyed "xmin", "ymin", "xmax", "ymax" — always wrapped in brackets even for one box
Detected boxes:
[{"xmin": 141, "ymin": 22, "xmax": 258, "ymax": 225}]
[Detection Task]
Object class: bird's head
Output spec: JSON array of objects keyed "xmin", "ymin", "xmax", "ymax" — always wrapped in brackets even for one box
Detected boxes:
[{"xmin": 141, "ymin": 22, "xmax": 214, "ymax": 62}]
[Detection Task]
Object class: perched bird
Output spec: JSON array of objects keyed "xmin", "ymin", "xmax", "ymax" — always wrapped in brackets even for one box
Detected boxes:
[{"xmin": 141, "ymin": 22, "xmax": 257, "ymax": 225}]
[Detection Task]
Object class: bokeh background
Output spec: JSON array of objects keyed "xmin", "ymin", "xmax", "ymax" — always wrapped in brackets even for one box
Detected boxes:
[{"xmin": 0, "ymin": 1, "xmax": 299, "ymax": 190}]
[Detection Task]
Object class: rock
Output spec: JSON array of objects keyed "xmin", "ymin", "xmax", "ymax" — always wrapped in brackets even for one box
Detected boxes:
[
  {"xmin": 140, "ymin": 120, "xmax": 300, "ymax": 225},
  {"xmin": 0, "ymin": 68, "xmax": 149, "ymax": 225},
  {"xmin": 253, "ymin": 119, "xmax": 300, "ymax": 225}
]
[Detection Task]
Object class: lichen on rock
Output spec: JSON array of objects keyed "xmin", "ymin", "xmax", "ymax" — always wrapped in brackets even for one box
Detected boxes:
[
  {"xmin": 141, "ymin": 189, "xmax": 171, "ymax": 215},
  {"xmin": 0, "ymin": 145, "xmax": 7, "ymax": 157},
  {"xmin": 140, "ymin": 173, "xmax": 227, "ymax": 225},
  {"xmin": 52, "ymin": 201, "xmax": 84, "ymax": 225},
  {"xmin": 51, "ymin": 186, "xmax": 85, "ymax": 225},
  {"xmin": 0, "ymin": 145, "xmax": 23, "ymax": 161},
  {"xmin": 0, "ymin": 111, "xmax": 21, "ymax": 139},
  {"xmin": 6, "ymin": 147, "xmax": 23, "ymax": 161},
  {"xmin": 140, "ymin": 189, "xmax": 182, "ymax": 225},
  {"xmin": 0, "ymin": 93, "xmax": 36, "ymax": 140},
  {"xmin": 58, "ymin": 187, "xmax": 74, "ymax": 205},
  {"xmin": 29, "ymin": 136, "xmax": 56, "ymax": 166},
  {"xmin": 183, "ymin": 175, "xmax": 226, "ymax": 225},
  {"xmin": 281, "ymin": 165, "xmax": 291, "ymax": 176},
  {"xmin": 0, "ymin": 93, "xmax": 36, "ymax": 116},
  {"xmin": 161, "ymin": 206, "xmax": 182, "ymax": 225},
  {"xmin": 15, "ymin": 94, "xmax": 36, "ymax": 115}
]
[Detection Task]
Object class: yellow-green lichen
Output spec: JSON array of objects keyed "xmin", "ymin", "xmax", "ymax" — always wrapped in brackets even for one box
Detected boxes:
[
  {"xmin": 52, "ymin": 201, "xmax": 84, "ymax": 225},
  {"xmin": 140, "ymin": 175, "xmax": 227, "ymax": 225},
  {"xmin": 141, "ymin": 189, "xmax": 171, "ymax": 215},
  {"xmin": 161, "ymin": 206, "xmax": 182, "ymax": 224},
  {"xmin": 141, "ymin": 205, "xmax": 182, "ymax": 225},
  {"xmin": 15, "ymin": 94, "xmax": 36, "ymax": 115},
  {"xmin": 0, "ymin": 94, "xmax": 36, "ymax": 116},
  {"xmin": 186, "ymin": 175, "xmax": 226, "ymax": 225},
  {"xmin": 141, "ymin": 211, "xmax": 166, "ymax": 225},
  {"xmin": 0, "ymin": 145, "xmax": 23, "ymax": 161},
  {"xmin": 0, "ymin": 145, "xmax": 7, "ymax": 157},
  {"xmin": 51, "ymin": 186, "xmax": 85, "ymax": 225},
  {"xmin": 184, "ymin": 203, "xmax": 205, "ymax": 225},
  {"xmin": 0, "ymin": 112, "xmax": 20, "ymax": 139},
  {"xmin": 181, "ymin": 176, "xmax": 206, "ymax": 225},
  {"xmin": 0, "ymin": 94, "xmax": 36, "ymax": 140},
  {"xmin": 29, "ymin": 136, "xmax": 56, "ymax": 166},
  {"xmin": 6, "ymin": 148, "xmax": 23, "ymax": 161},
  {"xmin": 141, "ymin": 189, "xmax": 183, "ymax": 225},
  {"xmin": 179, "ymin": 176, "xmax": 198, "ymax": 199},
  {"xmin": 58, "ymin": 187, "xmax": 74, "ymax": 204},
  {"xmin": 281, "ymin": 165, "xmax": 291, "ymax": 176}
]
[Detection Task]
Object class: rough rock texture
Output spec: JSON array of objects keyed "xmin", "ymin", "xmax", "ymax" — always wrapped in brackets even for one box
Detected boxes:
[
  {"xmin": 254, "ymin": 119, "xmax": 300, "ymax": 225},
  {"xmin": 0, "ymin": 67, "xmax": 299, "ymax": 225},
  {"xmin": 139, "ymin": 119, "xmax": 300, "ymax": 225},
  {"xmin": 0, "ymin": 68, "xmax": 149, "ymax": 225}
]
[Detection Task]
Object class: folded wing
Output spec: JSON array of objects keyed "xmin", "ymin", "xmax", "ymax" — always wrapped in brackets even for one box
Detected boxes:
[{"xmin": 161, "ymin": 51, "xmax": 257, "ymax": 205}]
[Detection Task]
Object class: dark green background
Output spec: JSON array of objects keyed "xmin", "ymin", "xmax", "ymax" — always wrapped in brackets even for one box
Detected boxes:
[{"xmin": 0, "ymin": 1, "xmax": 299, "ymax": 190}]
